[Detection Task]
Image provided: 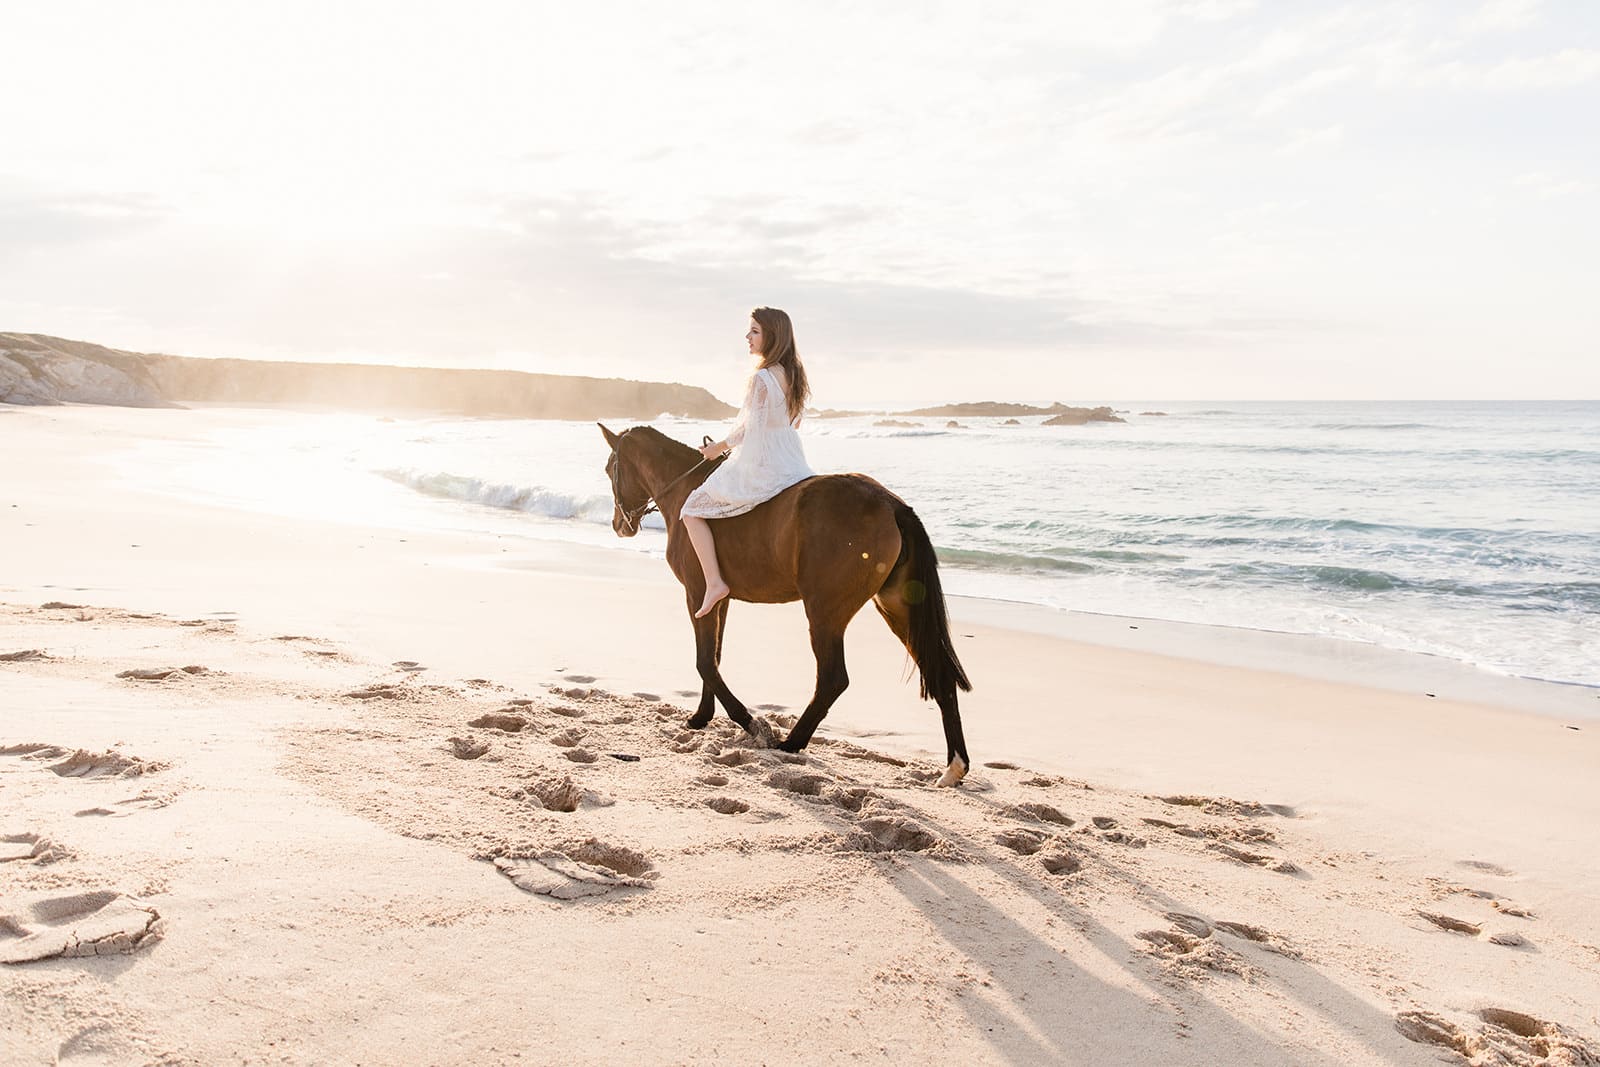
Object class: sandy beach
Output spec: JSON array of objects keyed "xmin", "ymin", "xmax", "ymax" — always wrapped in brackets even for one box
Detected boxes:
[{"xmin": 4, "ymin": 404, "xmax": 1599, "ymax": 1066}]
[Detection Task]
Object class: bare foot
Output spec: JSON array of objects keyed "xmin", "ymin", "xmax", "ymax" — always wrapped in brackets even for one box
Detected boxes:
[{"xmin": 694, "ymin": 583, "xmax": 730, "ymax": 618}]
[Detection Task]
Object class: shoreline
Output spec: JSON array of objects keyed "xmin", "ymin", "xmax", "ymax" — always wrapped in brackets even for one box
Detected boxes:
[
  {"xmin": 949, "ymin": 595, "xmax": 1600, "ymax": 723},
  {"xmin": 59, "ymin": 399, "xmax": 1600, "ymax": 707}
]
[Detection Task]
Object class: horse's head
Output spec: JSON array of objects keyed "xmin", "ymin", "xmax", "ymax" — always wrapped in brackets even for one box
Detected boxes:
[{"xmin": 599, "ymin": 423, "xmax": 651, "ymax": 537}]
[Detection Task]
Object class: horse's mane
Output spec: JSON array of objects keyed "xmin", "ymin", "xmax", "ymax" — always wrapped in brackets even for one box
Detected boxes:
[{"xmin": 622, "ymin": 425, "xmax": 700, "ymax": 462}]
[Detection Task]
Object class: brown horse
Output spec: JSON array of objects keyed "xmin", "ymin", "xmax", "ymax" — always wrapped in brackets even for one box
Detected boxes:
[{"xmin": 599, "ymin": 424, "xmax": 973, "ymax": 786}]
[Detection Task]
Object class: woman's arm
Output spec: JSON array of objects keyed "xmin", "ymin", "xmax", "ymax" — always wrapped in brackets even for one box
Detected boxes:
[{"xmin": 700, "ymin": 372, "xmax": 768, "ymax": 459}]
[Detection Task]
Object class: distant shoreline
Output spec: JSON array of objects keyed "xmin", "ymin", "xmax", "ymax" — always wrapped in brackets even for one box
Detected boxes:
[{"xmin": 1, "ymin": 332, "xmax": 738, "ymax": 420}]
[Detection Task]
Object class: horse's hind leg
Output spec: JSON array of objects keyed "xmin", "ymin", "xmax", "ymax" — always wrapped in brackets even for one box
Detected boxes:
[
  {"xmin": 777, "ymin": 622, "xmax": 848, "ymax": 753},
  {"xmin": 873, "ymin": 587, "xmax": 970, "ymax": 786}
]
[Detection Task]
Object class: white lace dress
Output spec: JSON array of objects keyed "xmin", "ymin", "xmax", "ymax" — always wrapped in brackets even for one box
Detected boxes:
[{"xmin": 680, "ymin": 366, "xmax": 815, "ymax": 519}]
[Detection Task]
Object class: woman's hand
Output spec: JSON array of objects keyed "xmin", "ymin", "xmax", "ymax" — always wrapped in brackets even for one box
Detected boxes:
[{"xmin": 699, "ymin": 441, "xmax": 727, "ymax": 461}]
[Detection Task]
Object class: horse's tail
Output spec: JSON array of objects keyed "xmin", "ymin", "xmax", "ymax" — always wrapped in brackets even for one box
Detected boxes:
[{"xmin": 890, "ymin": 504, "xmax": 972, "ymax": 701}]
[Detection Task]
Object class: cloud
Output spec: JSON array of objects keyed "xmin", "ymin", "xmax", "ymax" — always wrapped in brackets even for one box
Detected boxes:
[
  {"xmin": 0, "ymin": 189, "xmax": 167, "ymax": 262},
  {"xmin": 1512, "ymin": 170, "xmax": 1594, "ymax": 199},
  {"xmin": 1481, "ymin": 48, "xmax": 1600, "ymax": 88},
  {"xmin": 1464, "ymin": 0, "xmax": 1542, "ymax": 34},
  {"xmin": 1278, "ymin": 123, "xmax": 1345, "ymax": 154}
]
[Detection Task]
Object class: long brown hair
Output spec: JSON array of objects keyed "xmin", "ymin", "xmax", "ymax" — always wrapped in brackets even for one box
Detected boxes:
[{"xmin": 752, "ymin": 306, "xmax": 810, "ymax": 424}]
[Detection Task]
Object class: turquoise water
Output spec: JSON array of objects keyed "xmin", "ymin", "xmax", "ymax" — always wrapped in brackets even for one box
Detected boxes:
[{"xmin": 146, "ymin": 401, "xmax": 1600, "ymax": 688}]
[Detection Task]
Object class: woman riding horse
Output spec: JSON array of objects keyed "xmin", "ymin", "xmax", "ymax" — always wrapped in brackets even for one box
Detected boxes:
[{"xmin": 599, "ymin": 308, "xmax": 972, "ymax": 786}]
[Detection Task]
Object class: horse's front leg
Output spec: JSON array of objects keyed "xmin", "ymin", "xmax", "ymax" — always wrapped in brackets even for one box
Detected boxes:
[
  {"xmin": 686, "ymin": 595, "xmax": 718, "ymax": 728},
  {"xmin": 685, "ymin": 596, "xmax": 756, "ymax": 734}
]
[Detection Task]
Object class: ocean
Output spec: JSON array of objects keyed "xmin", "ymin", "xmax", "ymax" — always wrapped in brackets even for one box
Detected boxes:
[{"xmin": 127, "ymin": 400, "xmax": 1600, "ymax": 690}]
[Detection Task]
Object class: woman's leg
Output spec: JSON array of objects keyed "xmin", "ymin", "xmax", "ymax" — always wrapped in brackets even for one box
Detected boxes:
[{"xmin": 683, "ymin": 515, "xmax": 730, "ymax": 618}]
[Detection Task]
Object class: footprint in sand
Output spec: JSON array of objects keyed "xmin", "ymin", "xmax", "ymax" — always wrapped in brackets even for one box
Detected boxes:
[
  {"xmin": 0, "ymin": 743, "xmax": 68, "ymax": 762},
  {"xmin": 1, "ymin": 833, "xmax": 72, "ymax": 866},
  {"xmin": 563, "ymin": 748, "xmax": 599, "ymax": 764},
  {"xmin": 51, "ymin": 750, "xmax": 167, "ymax": 779},
  {"xmin": 699, "ymin": 774, "xmax": 729, "ymax": 787},
  {"xmin": 549, "ymin": 727, "xmax": 586, "ymax": 748},
  {"xmin": 73, "ymin": 792, "xmax": 172, "ymax": 818},
  {"xmin": 1206, "ymin": 841, "xmax": 1300, "ymax": 875},
  {"xmin": 344, "ymin": 683, "xmax": 407, "ymax": 701},
  {"xmin": 1164, "ymin": 913, "xmax": 1213, "ymax": 938},
  {"xmin": 1492, "ymin": 901, "xmax": 1536, "ymax": 919},
  {"xmin": 1001, "ymin": 802, "xmax": 1075, "ymax": 828},
  {"xmin": 1213, "ymin": 920, "xmax": 1303, "ymax": 959},
  {"xmin": 1396, "ymin": 1008, "xmax": 1598, "ymax": 1063},
  {"xmin": 767, "ymin": 768, "xmax": 830, "ymax": 797},
  {"xmin": 706, "ymin": 797, "xmax": 750, "ymax": 815},
  {"xmin": 564, "ymin": 674, "xmax": 597, "ymax": 684},
  {"xmin": 0, "ymin": 890, "xmax": 163, "ymax": 963},
  {"xmin": 982, "ymin": 760, "xmax": 1020, "ymax": 770},
  {"xmin": 1, "ymin": 649, "xmax": 50, "ymax": 662},
  {"xmin": 448, "ymin": 737, "xmax": 491, "ymax": 760},
  {"xmin": 468, "ymin": 712, "xmax": 528, "ymax": 733},
  {"xmin": 1487, "ymin": 931, "xmax": 1531, "ymax": 948},
  {"xmin": 828, "ymin": 743, "xmax": 907, "ymax": 769},
  {"xmin": 392, "ymin": 661, "xmax": 426, "ymax": 673},
  {"xmin": 1413, "ymin": 911, "xmax": 1531, "ymax": 949},
  {"xmin": 995, "ymin": 828, "xmax": 1049, "ymax": 856},
  {"xmin": 489, "ymin": 838, "xmax": 655, "ymax": 900},
  {"xmin": 820, "ymin": 785, "xmax": 882, "ymax": 814},
  {"xmin": 843, "ymin": 816, "xmax": 940, "ymax": 854},
  {"xmin": 1040, "ymin": 853, "xmax": 1082, "ymax": 875},
  {"xmin": 116, "ymin": 665, "xmax": 210, "ymax": 682},
  {"xmin": 0, "ymin": 746, "xmax": 166, "ymax": 780},
  {"xmin": 518, "ymin": 775, "xmax": 612, "ymax": 813},
  {"xmin": 1458, "ymin": 859, "xmax": 1515, "ymax": 877},
  {"xmin": 1159, "ymin": 795, "xmax": 1297, "ymax": 819},
  {"xmin": 1137, "ymin": 928, "xmax": 1250, "ymax": 977},
  {"xmin": 1418, "ymin": 911, "xmax": 1481, "ymax": 936}
]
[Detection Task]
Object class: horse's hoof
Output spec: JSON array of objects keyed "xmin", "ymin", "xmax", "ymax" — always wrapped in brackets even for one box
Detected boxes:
[
  {"xmin": 686, "ymin": 712, "xmax": 713, "ymax": 730},
  {"xmin": 775, "ymin": 735, "xmax": 805, "ymax": 755},
  {"xmin": 935, "ymin": 755, "xmax": 968, "ymax": 788}
]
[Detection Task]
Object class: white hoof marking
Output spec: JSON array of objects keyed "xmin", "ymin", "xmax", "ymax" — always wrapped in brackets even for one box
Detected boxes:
[{"xmin": 936, "ymin": 755, "xmax": 968, "ymax": 788}]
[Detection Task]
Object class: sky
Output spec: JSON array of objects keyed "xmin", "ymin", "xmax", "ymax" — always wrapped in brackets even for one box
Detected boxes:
[{"xmin": 2, "ymin": 0, "xmax": 1596, "ymax": 407}]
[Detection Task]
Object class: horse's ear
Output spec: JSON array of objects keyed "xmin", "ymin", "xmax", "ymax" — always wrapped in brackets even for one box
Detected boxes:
[{"xmin": 598, "ymin": 423, "xmax": 621, "ymax": 449}]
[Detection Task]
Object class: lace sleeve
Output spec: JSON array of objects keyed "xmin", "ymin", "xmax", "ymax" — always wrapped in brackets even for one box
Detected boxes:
[{"xmin": 726, "ymin": 372, "xmax": 770, "ymax": 450}]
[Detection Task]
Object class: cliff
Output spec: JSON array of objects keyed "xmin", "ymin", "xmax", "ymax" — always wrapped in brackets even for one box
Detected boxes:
[
  {"xmin": 0, "ymin": 333, "xmax": 172, "ymax": 408},
  {"xmin": 141, "ymin": 355, "xmax": 736, "ymax": 419},
  {"xmin": 1, "ymin": 334, "xmax": 737, "ymax": 419}
]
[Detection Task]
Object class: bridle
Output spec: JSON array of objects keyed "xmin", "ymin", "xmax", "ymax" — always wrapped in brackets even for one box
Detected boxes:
[{"xmin": 610, "ymin": 434, "xmax": 719, "ymax": 535}]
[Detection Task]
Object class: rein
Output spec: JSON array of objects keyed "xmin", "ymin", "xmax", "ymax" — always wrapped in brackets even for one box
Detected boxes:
[{"xmin": 615, "ymin": 435, "xmax": 719, "ymax": 534}]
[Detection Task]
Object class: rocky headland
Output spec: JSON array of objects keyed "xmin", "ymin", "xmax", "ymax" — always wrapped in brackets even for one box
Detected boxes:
[{"xmin": 1, "ymin": 333, "xmax": 736, "ymax": 420}]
